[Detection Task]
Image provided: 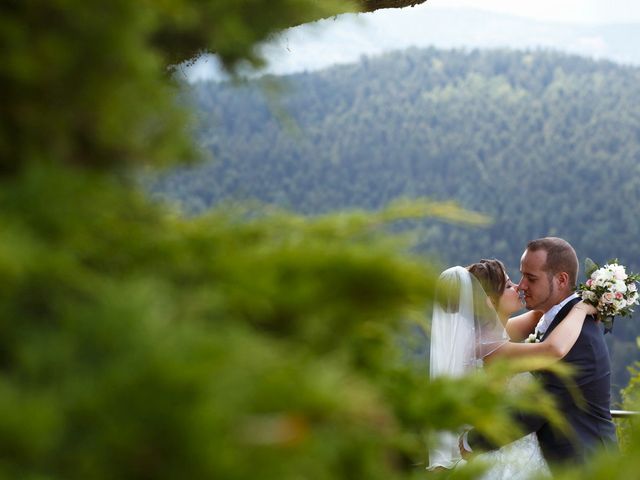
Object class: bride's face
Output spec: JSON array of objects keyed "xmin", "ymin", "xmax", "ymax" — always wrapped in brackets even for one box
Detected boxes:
[{"xmin": 496, "ymin": 276, "xmax": 522, "ymax": 316}]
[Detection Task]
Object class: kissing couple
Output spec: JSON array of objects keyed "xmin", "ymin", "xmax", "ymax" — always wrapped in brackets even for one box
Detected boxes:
[{"xmin": 428, "ymin": 237, "xmax": 618, "ymax": 478}]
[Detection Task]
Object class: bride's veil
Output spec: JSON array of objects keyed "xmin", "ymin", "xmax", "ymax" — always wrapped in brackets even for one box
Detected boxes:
[{"xmin": 427, "ymin": 266, "xmax": 509, "ymax": 470}]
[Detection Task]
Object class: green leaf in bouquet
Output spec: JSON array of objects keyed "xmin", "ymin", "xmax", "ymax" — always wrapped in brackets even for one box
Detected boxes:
[{"xmin": 584, "ymin": 257, "xmax": 599, "ymax": 278}]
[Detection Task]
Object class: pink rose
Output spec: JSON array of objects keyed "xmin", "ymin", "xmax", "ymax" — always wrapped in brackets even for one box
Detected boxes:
[
  {"xmin": 615, "ymin": 292, "xmax": 624, "ymax": 300},
  {"xmin": 602, "ymin": 292, "xmax": 614, "ymax": 303},
  {"xmin": 586, "ymin": 279, "xmax": 593, "ymax": 287}
]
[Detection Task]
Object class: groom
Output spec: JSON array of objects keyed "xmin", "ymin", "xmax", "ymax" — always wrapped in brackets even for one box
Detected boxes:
[{"xmin": 461, "ymin": 237, "xmax": 618, "ymax": 466}]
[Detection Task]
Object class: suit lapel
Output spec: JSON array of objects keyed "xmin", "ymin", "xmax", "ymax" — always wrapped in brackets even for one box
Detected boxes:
[{"xmin": 541, "ymin": 297, "xmax": 581, "ymax": 341}]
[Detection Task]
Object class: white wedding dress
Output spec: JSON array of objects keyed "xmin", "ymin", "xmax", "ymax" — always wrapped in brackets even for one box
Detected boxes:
[
  {"xmin": 427, "ymin": 267, "xmax": 550, "ymax": 479},
  {"xmin": 478, "ymin": 373, "xmax": 550, "ymax": 480}
]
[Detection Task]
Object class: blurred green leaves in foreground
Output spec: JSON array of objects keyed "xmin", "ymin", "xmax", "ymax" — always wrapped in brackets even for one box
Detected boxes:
[
  {"xmin": 3, "ymin": 0, "xmax": 640, "ymax": 478},
  {"xmin": 1, "ymin": 163, "xmax": 566, "ymax": 479},
  {"xmin": 1, "ymin": 162, "xmax": 552, "ymax": 478}
]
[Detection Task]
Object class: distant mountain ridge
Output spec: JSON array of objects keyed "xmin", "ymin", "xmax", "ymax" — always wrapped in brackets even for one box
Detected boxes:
[
  {"xmin": 162, "ymin": 46, "xmax": 640, "ymax": 271},
  {"xmin": 185, "ymin": 7, "xmax": 640, "ymax": 82}
]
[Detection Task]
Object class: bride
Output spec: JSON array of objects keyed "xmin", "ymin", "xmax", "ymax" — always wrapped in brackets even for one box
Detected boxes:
[{"xmin": 427, "ymin": 259, "xmax": 596, "ymax": 477}]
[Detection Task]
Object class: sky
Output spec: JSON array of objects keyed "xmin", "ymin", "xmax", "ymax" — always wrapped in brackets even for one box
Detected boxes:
[
  {"xmin": 425, "ymin": 0, "xmax": 640, "ymax": 24},
  {"xmin": 183, "ymin": 1, "xmax": 640, "ymax": 81}
]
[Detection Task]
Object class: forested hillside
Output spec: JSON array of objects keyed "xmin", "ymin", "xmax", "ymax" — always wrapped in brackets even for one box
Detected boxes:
[{"xmin": 153, "ymin": 48, "xmax": 640, "ymax": 398}]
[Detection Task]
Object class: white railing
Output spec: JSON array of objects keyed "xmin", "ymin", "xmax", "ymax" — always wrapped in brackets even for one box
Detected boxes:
[{"xmin": 611, "ymin": 410, "xmax": 639, "ymax": 418}]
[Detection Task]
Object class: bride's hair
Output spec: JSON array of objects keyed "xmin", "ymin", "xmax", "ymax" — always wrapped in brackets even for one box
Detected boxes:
[{"xmin": 466, "ymin": 259, "xmax": 507, "ymax": 307}]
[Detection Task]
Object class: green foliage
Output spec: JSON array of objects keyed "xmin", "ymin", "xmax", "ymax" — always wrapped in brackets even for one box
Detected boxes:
[
  {"xmin": 2, "ymin": 0, "xmax": 637, "ymax": 478},
  {"xmin": 548, "ymin": 411, "xmax": 640, "ymax": 480},
  {"xmin": 617, "ymin": 360, "xmax": 640, "ymax": 451},
  {"xmin": 1, "ymin": 164, "xmax": 564, "ymax": 478},
  {"xmin": 152, "ymin": 0, "xmax": 355, "ymax": 68},
  {"xmin": 0, "ymin": 0, "xmax": 352, "ymax": 175},
  {"xmin": 584, "ymin": 258, "xmax": 599, "ymax": 278}
]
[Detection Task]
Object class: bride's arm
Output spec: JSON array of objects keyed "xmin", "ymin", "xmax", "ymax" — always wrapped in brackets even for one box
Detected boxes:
[
  {"xmin": 505, "ymin": 310, "xmax": 544, "ymax": 341},
  {"xmin": 484, "ymin": 301, "xmax": 596, "ymax": 369}
]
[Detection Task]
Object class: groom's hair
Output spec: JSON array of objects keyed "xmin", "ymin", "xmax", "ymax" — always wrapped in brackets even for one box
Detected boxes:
[{"xmin": 526, "ymin": 237, "xmax": 578, "ymax": 288}]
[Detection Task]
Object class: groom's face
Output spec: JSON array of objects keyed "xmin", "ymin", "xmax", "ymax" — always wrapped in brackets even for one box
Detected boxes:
[{"xmin": 518, "ymin": 249, "xmax": 557, "ymax": 312}]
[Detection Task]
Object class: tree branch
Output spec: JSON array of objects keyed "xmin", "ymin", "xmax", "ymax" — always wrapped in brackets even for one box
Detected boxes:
[{"xmin": 359, "ymin": 0, "xmax": 428, "ymax": 12}]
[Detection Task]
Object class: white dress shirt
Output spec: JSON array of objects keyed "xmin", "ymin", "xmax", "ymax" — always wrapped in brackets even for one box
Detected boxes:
[{"xmin": 535, "ymin": 292, "xmax": 579, "ymax": 336}]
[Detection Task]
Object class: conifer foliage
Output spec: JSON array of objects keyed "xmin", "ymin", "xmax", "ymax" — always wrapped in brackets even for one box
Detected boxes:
[{"xmin": 2, "ymin": 1, "xmax": 639, "ymax": 478}]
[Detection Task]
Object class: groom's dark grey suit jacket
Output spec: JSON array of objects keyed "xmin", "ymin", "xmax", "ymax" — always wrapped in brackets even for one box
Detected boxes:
[{"xmin": 468, "ymin": 297, "xmax": 618, "ymax": 465}]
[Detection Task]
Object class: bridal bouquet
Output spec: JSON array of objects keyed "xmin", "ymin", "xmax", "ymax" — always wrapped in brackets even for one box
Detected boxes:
[{"xmin": 577, "ymin": 258, "xmax": 640, "ymax": 332}]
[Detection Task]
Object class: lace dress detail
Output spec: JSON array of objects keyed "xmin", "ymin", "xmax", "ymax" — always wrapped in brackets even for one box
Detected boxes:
[
  {"xmin": 477, "ymin": 373, "xmax": 550, "ymax": 480},
  {"xmin": 479, "ymin": 433, "xmax": 550, "ymax": 480}
]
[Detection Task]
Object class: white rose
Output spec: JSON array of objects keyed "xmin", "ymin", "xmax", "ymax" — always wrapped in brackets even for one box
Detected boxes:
[
  {"xmin": 594, "ymin": 268, "xmax": 614, "ymax": 286},
  {"xmin": 613, "ymin": 281, "xmax": 627, "ymax": 294},
  {"xmin": 611, "ymin": 264, "xmax": 628, "ymax": 281},
  {"xmin": 628, "ymin": 282, "xmax": 637, "ymax": 293},
  {"xmin": 614, "ymin": 299, "xmax": 626, "ymax": 311}
]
